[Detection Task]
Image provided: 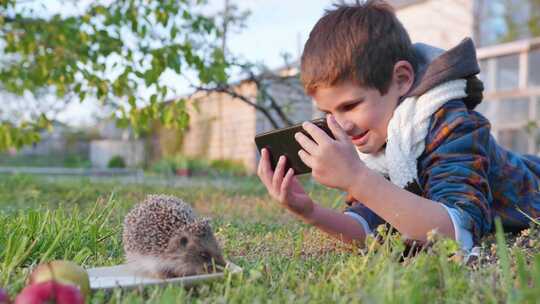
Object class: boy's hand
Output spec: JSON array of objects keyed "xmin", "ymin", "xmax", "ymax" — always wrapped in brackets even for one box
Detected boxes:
[
  {"xmin": 257, "ymin": 148, "xmax": 315, "ymax": 218},
  {"xmin": 295, "ymin": 114, "xmax": 365, "ymax": 192}
]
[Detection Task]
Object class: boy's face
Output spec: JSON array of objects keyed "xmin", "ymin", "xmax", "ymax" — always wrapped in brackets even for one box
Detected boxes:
[{"xmin": 313, "ymin": 80, "xmax": 401, "ymax": 154}]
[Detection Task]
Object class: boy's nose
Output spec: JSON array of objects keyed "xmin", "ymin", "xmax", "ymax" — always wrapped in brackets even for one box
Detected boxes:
[{"xmin": 337, "ymin": 119, "xmax": 355, "ymax": 133}]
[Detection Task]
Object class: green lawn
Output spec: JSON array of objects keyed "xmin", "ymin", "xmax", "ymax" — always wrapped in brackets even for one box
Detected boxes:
[{"xmin": 1, "ymin": 174, "xmax": 539, "ymax": 303}]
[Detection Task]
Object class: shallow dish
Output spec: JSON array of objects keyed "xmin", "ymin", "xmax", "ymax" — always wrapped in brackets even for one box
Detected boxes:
[{"xmin": 87, "ymin": 261, "xmax": 242, "ymax": 290}]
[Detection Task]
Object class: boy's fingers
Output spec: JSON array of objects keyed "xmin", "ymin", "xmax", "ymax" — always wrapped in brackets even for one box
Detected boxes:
[
  {"xmin": 257, "ymin": 148, "xmax": 273, "ymax": 186},
  {"xmin": 298, "ymin": 149, "xmax": 313, "ymax": 168},
  {"xmin": 302, "ymin": 121, "xmax": 330, "ymax": 144},
  {"xmin": 294, "ymin": 132, "xmax": 317, "ymax": 155},
  {"xmin": 257, "ymin": 149, "xmax": 266, "ymax": 174},
  {"xmin": 272, "ymin": 156, "xmax": 287, "ymax": 193},
  {"xmin": 279, "ymin": 168, "xmax": 294, "ymax": 200},
  {"xmin": 257, "ymin": 149, "xmax": 264, "ymax": 175},
  {"xmin": 327, "ymin": 114, "xmax": 348, "ymax": 141}
]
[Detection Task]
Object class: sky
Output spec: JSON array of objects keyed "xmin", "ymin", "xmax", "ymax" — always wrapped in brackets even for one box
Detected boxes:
[
  {"xmin": 224, "ymin": 0, "xmax": 334, "ymax": 67},
  {"xmin": 55, "ymin": 0, "xmax": 337, "ymax": 126}
]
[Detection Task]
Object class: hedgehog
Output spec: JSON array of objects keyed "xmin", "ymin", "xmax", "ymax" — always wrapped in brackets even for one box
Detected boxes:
[{"xmin": 122, "ymin": 194, "xmax": 226, "ymax": 279}]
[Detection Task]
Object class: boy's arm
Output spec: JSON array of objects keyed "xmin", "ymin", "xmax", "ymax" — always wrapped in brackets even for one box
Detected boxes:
[
  {"xmin": 301, "ymin": 203, "xmax": 367, "ymax": 244},
  {"xmin": 348, "ymin": 169, "xmax": 455, "ymax": 242}
]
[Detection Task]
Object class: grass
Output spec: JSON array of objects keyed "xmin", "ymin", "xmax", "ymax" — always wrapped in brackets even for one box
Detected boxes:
[{"xmin": 1, "ymin": 174, "xmax": 540, "ymax": 303}]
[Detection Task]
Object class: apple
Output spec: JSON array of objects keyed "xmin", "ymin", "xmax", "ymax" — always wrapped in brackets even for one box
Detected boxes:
[
  {"xmin": 0, "ymin": 287, "xmax": 10, "ymax": 304},
  {"xmin": 14, "ymin": 281, "xmax": 83, "ymax": 304},
  {"xmin": 27, "ymin": 261, "xmax": 90, "ymax": 298}
]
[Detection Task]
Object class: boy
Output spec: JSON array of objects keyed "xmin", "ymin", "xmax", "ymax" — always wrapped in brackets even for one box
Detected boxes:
[{"xmin": 256, "ymin": 0, "xmax": 540, "ymax": 250}]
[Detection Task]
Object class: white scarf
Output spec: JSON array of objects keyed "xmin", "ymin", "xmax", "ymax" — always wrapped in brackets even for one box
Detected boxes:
[{"xmin": 357, "ymin": 79, "xmax": 468, "ymax": 188}]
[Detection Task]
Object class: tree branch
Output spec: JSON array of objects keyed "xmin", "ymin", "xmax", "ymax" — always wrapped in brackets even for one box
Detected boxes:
[
  {"xmin": 191, "ymin": 85, "xmax": 281, "ymax": 129},
  {"xmin": 248, "ymin": 72, "xmax": 294, "ymax": 126}
]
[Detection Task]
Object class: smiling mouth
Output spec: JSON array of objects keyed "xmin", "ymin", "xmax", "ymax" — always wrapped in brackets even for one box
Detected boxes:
[{"xmin": 351, "ymin": 130, "xmax": 368, "ymax": 141}]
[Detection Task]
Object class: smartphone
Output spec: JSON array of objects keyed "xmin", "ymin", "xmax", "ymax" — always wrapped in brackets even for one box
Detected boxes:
[{"xmin": 254, "ymin": 117, "xmax": 335, "ymax": 175}]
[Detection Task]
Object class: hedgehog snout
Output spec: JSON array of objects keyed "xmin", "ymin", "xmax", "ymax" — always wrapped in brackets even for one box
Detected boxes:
[
  {"xmin": 157, "ymin": 259, "xmax": 200, "ymax": 278},
  {"xmin": 159, "ymin": 250, "xmax": 223, "ymax": 278},
  {"xmin": 165, "ymin": 231, "xmax": 225, "ymax": 269}
]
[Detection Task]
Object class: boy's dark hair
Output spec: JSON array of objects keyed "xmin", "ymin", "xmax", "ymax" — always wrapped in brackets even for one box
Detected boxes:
[{"xmin": 301, "ymin": 0, "xmax": 416, "ymax": 96}]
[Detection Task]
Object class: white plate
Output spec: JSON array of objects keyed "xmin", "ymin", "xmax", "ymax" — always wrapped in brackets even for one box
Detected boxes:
[{"xmin": 87, "ymin": 261, "xmax": 242, "ymax": 290}]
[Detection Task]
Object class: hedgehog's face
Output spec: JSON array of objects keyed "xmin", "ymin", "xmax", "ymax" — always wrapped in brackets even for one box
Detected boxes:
[{"xmin": 158, "ymin": 222, "xmax": 226, "ymax": 278}]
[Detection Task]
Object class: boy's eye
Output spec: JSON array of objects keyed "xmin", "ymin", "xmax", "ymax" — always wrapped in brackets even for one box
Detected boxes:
[{"xmin": 343, "ymin": 102, "xmax": 358, "ymax": 111}]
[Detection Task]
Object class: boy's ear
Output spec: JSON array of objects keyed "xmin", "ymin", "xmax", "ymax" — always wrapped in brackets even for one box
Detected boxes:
[{"xmin": 393, "ymin": 60, "xmax": 415, "ymax": 96}]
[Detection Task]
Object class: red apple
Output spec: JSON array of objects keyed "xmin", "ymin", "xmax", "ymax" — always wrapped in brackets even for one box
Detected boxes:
[
  {"xmin": 0, "ymin": 287, "xmax": 10, "ymax": 304},
  {"xmin": 27, "ymin": 261, "xmax": 90, "ymax": 298},
  {"xmin": 14, "ymin": 281, "xmax": 83, "ymax": 304}
]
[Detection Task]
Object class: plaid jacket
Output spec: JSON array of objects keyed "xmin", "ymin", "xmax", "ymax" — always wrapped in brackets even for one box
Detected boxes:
[{"xmin": 346, "ymin": 99, "xmax": 540, "ymax": 243}]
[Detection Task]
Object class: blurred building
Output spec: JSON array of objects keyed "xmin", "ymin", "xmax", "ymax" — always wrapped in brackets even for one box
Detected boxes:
[
  {"xmin": 393, "ymin": 0, "xmax": 475, "ymax": 49},
  {"xmin": 90, "ymin": 121, "xmax": 145, "ymax": 168},
  {"xmin": 0, "ymin": 121, "xmax": 92, "ymax": 167},
  {"xmin": 152, "ymin": 71, "xmax": 314, "ymax": 173},
  {"xmin": 17, "ymin": 121, "xmax": 71, "ymax": 156},
  {"xmin": 476, "ymin": 38, "xmax": 540, "ymax": 154}
]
